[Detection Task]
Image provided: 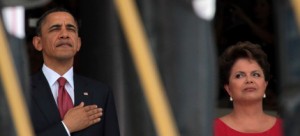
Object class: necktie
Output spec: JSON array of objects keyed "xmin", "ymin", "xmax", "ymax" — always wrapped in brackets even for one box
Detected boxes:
[{"xmin": 57, "ymin": 77, "xmax": 73, "ymax": 119}]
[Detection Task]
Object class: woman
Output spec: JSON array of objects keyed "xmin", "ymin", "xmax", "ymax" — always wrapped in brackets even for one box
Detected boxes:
[{"xmin": 214, "ymin": 41, "xmax": 282, "ymax": 136}]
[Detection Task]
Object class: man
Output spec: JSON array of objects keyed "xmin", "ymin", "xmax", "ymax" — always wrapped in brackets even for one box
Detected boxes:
[{"xmin": 30, "ymin": 8, "xmax": 120, "ymax": 136}]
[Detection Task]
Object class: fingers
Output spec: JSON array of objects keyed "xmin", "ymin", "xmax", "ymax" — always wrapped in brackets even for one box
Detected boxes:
[
  {"xmin": 86, "ymin": 107, "xmax": 102, "ymax": 116},
  {"xmin": 73, "ymin": 102, "xmax": 98, "ymax": 111},
  {"xmin": 63, "ymin": 103, "xmax": 103, "ymax": 133},
  {"xmin": 86, "ymin": 107, "xmax": 103, "ymax": 123},
  {"xmin": 73, "ymin": 102, "xmax": 85, "ymax": 109},
  {"xmin": 84, "ymin": 105, "xmax": 102, "ymax": 126},
  {"xmin": 83, "ymin": 104, "xmax": 98, "ymax": 111},
  {"xmin": 87, "ymin": 112, "xmax": 101, "ymax": 126},
  {"xmin": 90, "ymin": 117, "xmax": 101, "ymax": 125},
  {"xmin": 82, "ymin": 104, "xmax": 103, "ymax": 121},
  {"xmin": 88, "ymin": 111, "xmax": 102, "ymax": 120}
]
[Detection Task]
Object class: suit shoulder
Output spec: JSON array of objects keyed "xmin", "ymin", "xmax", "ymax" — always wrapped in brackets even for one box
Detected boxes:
[
  {"xmin": 75, "ymin": 75, "xmax": 110, "ymax": 91},
  {"xmin": 30, "ymin": 71, "xmax": 47, "ymax": 87},
  {"xmin": 30, "ymin": 71, "xmax": 43, "ymax": 80}
]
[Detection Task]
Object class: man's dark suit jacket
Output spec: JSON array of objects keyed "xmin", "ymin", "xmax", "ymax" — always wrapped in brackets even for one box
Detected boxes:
[{"xmin": 30, "ymin": 71, "xmax": 120, "ymax": 136}]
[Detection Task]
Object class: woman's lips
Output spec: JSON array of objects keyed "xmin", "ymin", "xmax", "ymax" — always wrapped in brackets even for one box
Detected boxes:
[{"xmin": 243, "ymin": 87, "xmax": 256, "ymax": 92}]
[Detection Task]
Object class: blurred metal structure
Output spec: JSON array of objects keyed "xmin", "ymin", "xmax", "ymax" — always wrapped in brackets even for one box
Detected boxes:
[
  {"xmin": 1, "ymin": 0, "xmax": 49, "ymax": 8},
  {"xmin": 0, "ymin": 0, "xmax": 49, "ymax": 136},
  {"xmin": 275, "ymin": 0, "xmax": 300, "ymax": 135},
  {"xmin": 0, "ymin": 16, "xmax": 34, "ymax": 136},
  {"xmin": 115, "ymin": 0, "xmax": 179, "ymax": 135},
  {"xmin": 77, "ymin": 0, "xmax": 218, "ymax": 135}
]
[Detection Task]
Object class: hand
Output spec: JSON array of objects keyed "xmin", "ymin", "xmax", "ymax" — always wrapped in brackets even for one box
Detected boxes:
[{"xmin": 62, "ymin": 102, "xmax": 103, "ymax": 133}]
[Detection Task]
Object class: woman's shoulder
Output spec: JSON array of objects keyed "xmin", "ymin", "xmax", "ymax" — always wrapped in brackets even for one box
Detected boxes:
[
  {"xmin": 266, "ymin": 115, "xmax": 282, "ymax": 128},
  {"xmin": 214, "ymin": 118, "xmax": 227, "ymax": 128},
  {"xmin": 213, "ymin": 117, "xmax": 232, "ymax": 136},
  {"xmin": 214, "ymin": 114, "xmax": 232, "ymax": 128},
  {"xmin": 215, "ymin": 115, "xmax": 231, "ymax": 125},
  {"xmin": 270, "ymin": 117, "xmax": 283, "ymax": 135}
]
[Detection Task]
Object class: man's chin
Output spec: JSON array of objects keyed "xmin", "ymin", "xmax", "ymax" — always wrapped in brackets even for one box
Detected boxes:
[{"xmin": 56, "ymin": 55, "xmax": 75, "ymax": 62}]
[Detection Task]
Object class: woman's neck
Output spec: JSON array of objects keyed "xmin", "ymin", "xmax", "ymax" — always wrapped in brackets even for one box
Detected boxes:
[{"xmin": 231, "ymin": 101, "xmax": 265, "ymax": 120}]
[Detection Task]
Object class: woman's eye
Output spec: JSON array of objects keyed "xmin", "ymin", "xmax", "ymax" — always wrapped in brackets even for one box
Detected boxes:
[
  {"xmin": 235, "ymin": 73, "xmax": 244, "ymax": 78},
  {"xmin": 252, "ymin": 72, "xmax": 261, "ymax": 77}
]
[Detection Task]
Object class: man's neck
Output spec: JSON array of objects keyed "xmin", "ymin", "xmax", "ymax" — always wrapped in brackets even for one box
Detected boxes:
[{"xmin": 44, "ymin": 60, "xmax": 73, "ymax": 76}]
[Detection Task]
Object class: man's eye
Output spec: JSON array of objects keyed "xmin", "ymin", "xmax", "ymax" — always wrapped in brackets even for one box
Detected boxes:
[
  {"xmin": 66, "ymin": 25, "xmax": 77, "ymax": 32},
  {"xmin": 49, "ymin": 27, "xmax": 60, "ymax": 32},
  {"xmin": 68, "ymin": 28, "xmax": 77, "ymax": 32}
]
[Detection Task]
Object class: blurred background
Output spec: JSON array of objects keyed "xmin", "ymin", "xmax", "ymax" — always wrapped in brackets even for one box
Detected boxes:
[{"xmin": 1, "ymin": 0, "xmax": 300, "ymax": 135}]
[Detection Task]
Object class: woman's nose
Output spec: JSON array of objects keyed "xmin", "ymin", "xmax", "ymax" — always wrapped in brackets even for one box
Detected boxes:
[{"xmin": 245, "ymin": 77, "xmax": 254, "ymax": 83}]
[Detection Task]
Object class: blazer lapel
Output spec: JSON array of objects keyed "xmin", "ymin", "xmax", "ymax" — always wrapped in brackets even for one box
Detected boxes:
[
  {"xmin": 71, "ymin": 75, "xmax": 93, "ymax": 136},
  {"xmin": 31, "ymin": 71, "xmax": 61, "ymax": 123},
  {"xmin": 74, "ymin": 74, "xmax": 92, "ymax": 107}
]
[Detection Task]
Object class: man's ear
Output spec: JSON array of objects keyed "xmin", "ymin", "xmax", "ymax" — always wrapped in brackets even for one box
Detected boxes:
[{"xmin": 32, "ymin": 36, "xmax": 42, "ymax": 51}]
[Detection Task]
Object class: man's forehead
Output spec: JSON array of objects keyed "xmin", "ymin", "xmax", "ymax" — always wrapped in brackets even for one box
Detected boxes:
[{"xmin": 43, "ymin": 12, "xmax": 77, "ymax": 26}]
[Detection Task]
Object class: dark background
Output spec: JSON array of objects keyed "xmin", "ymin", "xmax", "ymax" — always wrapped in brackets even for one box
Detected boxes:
[{"xmin": 24, "ymin": 0, "xmax": 280, "ymax": 135}]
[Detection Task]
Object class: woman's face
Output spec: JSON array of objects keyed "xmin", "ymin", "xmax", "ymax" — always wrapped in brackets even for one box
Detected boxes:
[{"xmin": 224, "ymin": 58, "xmax": 268, "ymax": 102}]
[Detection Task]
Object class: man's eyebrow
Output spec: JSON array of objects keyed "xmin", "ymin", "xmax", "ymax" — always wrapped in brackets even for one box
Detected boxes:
[
  {"xmin": 66, "ymin": 24, "xmax": 77, "ymax": 29},
  {"xmin": 48, "ymin": 24, "xmax": 62, "ymax": 30},
  {"xmin": 47, "ymin": 23, "xmax": 77, "ymax": 30}
]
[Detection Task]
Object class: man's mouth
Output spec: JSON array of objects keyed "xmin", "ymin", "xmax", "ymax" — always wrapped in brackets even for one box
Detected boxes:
[
  {"xmin": 56, "ymin": 41, "xmax": 72, "ymax": 47},
  {"xmin": 57, "ymin": 44, "xmax": 72, "ymax": 47}
]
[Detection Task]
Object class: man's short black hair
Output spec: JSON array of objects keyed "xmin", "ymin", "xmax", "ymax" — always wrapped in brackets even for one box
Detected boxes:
[{"xmin": 35, "ymin": 7, "xmax": 78, "ymax": 36}]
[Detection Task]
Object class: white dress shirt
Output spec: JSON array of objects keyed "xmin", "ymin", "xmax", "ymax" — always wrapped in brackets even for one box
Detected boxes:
[
  {"xmin": 42, "ymin": 64, "xmax": 74, "ymax": 135},
  {"xmin": 42, "ymin": 64, "xmax": 75, "ymax": 104}
]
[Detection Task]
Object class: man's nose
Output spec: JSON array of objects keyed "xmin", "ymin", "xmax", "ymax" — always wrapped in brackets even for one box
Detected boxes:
[{"xmin": 59, "ymin": 28, "xmax": 69, "ymax": 39}]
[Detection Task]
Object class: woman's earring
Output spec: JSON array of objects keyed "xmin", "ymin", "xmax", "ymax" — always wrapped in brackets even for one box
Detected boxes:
[
  {"xmin": 230, "ymin": 97, "xmax": 233, "ymax": 101},
  {"xmin": 263, "ymin": 94, "xmax": 266, "ymax": 98}
]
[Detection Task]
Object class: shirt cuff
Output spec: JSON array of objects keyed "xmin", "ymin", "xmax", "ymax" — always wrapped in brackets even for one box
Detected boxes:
[{"xmin": 61, "ymin": 121, "xmax": 71, "ymax": 136}]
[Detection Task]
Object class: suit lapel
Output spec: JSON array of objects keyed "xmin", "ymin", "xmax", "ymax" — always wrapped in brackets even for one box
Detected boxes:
[
  {"xmin": 74, "ymin": 74, "xmax": 92, "ymax": 107},
  {"xmin": 32, "ymin": 72, "xmax": 99, "ymax": 136},
  {"xmin": 31, "ymin": 71, "xmax": 61, "ymax": 123},
  {"xmin": 72, "ymin": 75, "xmax": 93, "ymax": 136}
]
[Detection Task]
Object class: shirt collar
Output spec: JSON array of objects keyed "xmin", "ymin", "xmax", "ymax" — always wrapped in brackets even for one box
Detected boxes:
[{"xmin": 42, "ymin": 64, "xmax": 74, "ymax": 88}]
